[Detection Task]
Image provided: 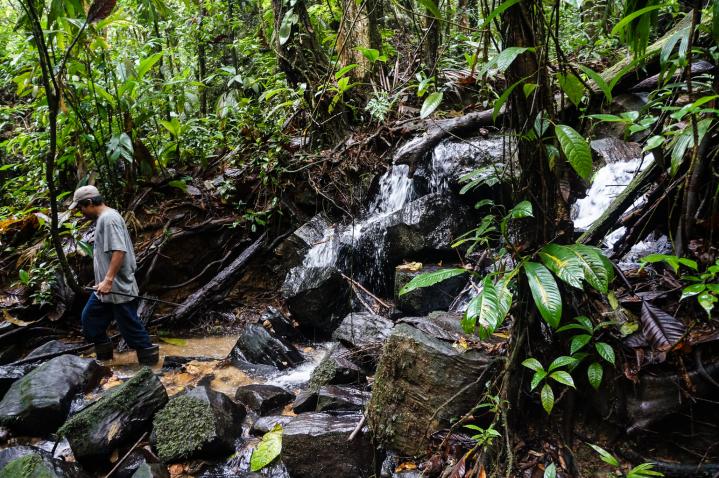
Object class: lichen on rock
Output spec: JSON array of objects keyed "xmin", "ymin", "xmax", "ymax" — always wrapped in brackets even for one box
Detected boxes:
[
  {"xmin": 0, "ymin": 454, "xmax": 56, "ymax": 478},
  {"xmin": 152, "ymin": 395, "xmax": 216, "ymax": 462}
]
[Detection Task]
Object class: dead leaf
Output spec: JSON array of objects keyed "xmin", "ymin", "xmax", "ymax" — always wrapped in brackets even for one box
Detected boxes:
[
  {"xmin": 398, "ymin": 262, "xmax": 423, "ymax": 272},
  {"xmin": 2, "ymin": 309, "xmax": 32, "ymax": 327},
  {"xmin": 640, "ymin": 301, "xmax": 686, "ymax": 350},
  {"xmin": 395, "ymin": 462, "xmax": 418, "ymax": 472},
  {"xmin": 87, "ymin": 0, "xmax": 117, "ymax": 23}
]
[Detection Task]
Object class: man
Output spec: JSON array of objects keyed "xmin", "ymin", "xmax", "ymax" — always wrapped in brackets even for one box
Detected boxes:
[{"xmin": 69, "ymin": 185, "xmax": 159, "ymax": 365}]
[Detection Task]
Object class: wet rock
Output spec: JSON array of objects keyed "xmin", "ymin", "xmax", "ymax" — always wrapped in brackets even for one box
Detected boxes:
[
  {"xmin": 281, "ymin": 412, "xmax": 374, "ymax": 478},
  {"xmin": 0, "ymin": 364, "xmax": 35, "ymax": 400},
  {"xmin": 308, "ymin": 344, "xmax": 366, "ymax": 389},
  {"xmin": 0, "ymin": 446, "xmax": 88, "ymax": 478},
  {"xmin": 116, "ymin": 448, "xmax": 164, "ymax": 478},
  {"xmin": 0, "ymin": 345, "xmax": 21, "ymax": 365},
  {"xmin": 315, "ymin": 385, "xmax": 370, "ymax": 412},
  {"xmin": 394, "ymin": 264, "xmax": 468, "ymax": 315},
  {"xmin": 199, "ymin": 445, "xmax": 290, "ymax": 478},
  {"xmin": 153, "ymin": 386, "xmax": 245, "ymax": 462},
  {"xmin": 0, "ymin": 355, "xmax": 108, "ymax": 435},
  {"xmin": 367, "ymin": 316, "xmax": 499, "ymax": 455},
  {"xmin": 231, "ymin": 324, "xmax": 304, "ymax": 371},
  {"xmin": 590, "ymin": 137, "xmax": 642, "ymax": 167},
  {"xmin": 160, "ymin": 355, "xmax": 214, "ymax": 371},
  {"xmin": 281, "ymin": 266, "xmax": 351, "ymax": 334},
  {"xmin": 131, "ymin": 462, "xmax": 170, "ymax": 478},
  {"xmin": 291, "ymin": 389, "xmax": 318, "ymax": 413},
  {"xmin": 258, "ymin": 307, "xmax": 301, "ymax": 342},
  {"xmin": 333, "ymin": 312, "xmax": 394, "ymax": 352},
  {"xmin": 60, "ymin": 367, "xmax": 168, "ymax": 467},
  {"xmin": 275, "ymin": 214, "xmax": 333, "ymax": 268},
  {"xmin": 235, "ymin": 384, "xmax": 295, "ymax": 415},
  {"xmin": 631, "ymin": 59, "xmax": 714, "ymax": 92},
  {"xmin": 25, "ymin": 340, "xmax": 75, "ymax": 360},
  {"xmin": 250, "ymin": 415, "xmax": 294, "ymax": 435}
]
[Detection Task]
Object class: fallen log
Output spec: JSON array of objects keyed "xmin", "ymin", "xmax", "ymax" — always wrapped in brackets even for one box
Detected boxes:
[{"xmin": 159, "ymin": 232, "xmax": 267, "ymax": 324}]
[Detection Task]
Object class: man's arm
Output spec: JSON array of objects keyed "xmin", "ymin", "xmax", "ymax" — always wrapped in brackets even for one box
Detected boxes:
[{"xmin": 96, "ymin": 250, "xmax": 125, "ymax": 294}]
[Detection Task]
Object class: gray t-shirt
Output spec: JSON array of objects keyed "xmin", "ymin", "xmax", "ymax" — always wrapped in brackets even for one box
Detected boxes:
[{"xmin": 93, "ymin": 208, "xmax": 138, "ymax": 304}]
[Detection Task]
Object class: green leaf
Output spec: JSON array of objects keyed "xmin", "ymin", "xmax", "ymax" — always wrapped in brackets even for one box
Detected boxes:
[
  {"xmin": 522, "ymin": 357, "xmax": 544, "ymax": 372},
  {"xmin": 611, "ymin": 5, "xmax": 664, "ymax": 38},
  {"xmin": 662, "ymin": 25, "xmax": 690, "ymax": 65},
  {"xmin": 544, "ymin": 463, "xmax": 557, "ymax": 478},
  {"xmin": 417, "ymin": 0, "xmax": 441, "ymax": 18},
  {"xmin": 159, "ymin": 337, "xmax": 187, "ymax": 346},
  {"xmin": 588, "ymin": 444, "xmax": 620, "ymax": 467},
  {"xmin": 555, "ymin": 124, "xmax": 593, "ymax": 180},
  {"xmin": 570, "ymin": 334, "xmax": 592, "ymax": 354},
  {"xmin": 420, "ymin": 91, "xmax": 443, "ymax": 118},
  {"xmin": 278, "ymin": 9, "xmax": 298, "ymax": 46},
  {"xmin": 539, "ymin": 244, "xmax": 585, "ymax": 289},
  {"xmin": 479, "ymin": 47, "xmax": 531, "ymax": 77},
  {"xmin": 493, "ymin": 78, "xmax": 523, "ymax": 121},
  {"xmin": 509, "ymin": 200, "xmax": 533, "ymax": 219},
  {"xmin": 530, "ymin": 370, "xmax": 547, "ymax": 391},
  {"xmin": 643, "ymin": 135, "xmax": 664, "ymax": 152},
  {"xmin": 578, "ymin": 65, "xmax": 612, "ymax": 102},
  {"xmin": 250, "ymin": 424, "xmax": 283, "ymax": 471},
  {"xmin": 137, "ymin": 53, "xmax": 163, "ymax": 79},
  {"xmin": 399, "ymin": 268, "xmax": 467, "ymax": 296},
  {"xmin": 540, "ymin": 383, "xmax": 555, "ymax": 414},
  {"xmin": 587, "ymin": 362, "xmax": 603, "ymax": 390},
  {"xmin": 557, "ymin": 72, "xmax": 585, "ymax": 106},
  {"xmin": 566, "ymin": 244, "xmax": 611, "ymax": 293},
  {"xmin": 467, "ymin": 278, "xmax": 501, "ymax": 338},
  {"xmin": 524, "ymin": 262, "xmax": 563, "ymax": 329},
  {"xmin": 550, "ymin": 370, "xmax": 576, "ymax": 388},
  {"xmin": 595, "ymin": 342, "xmax": 615, "ymax": 366},
  {"xmin": 18, "ymin": 269, "xmax": 30, "ymax": 285},
  {"xmin": 335, "ymin": 64, "xmax": 358, "ymax": 79},
  {"xmin": 479, "ymin": 0, "xmax": 521, "ymax": 27},
  {"xmin": 357, "ymin": 47, "xmax": 380, "ymax": 63},
  {"xmin": 77, "ymin": 240, "xmax": 94, "ymax": 258},
  {"xmin": 680, "ymin": 283, "xmax": 705, "ymax": 300},
  {"xmin": 698, "ymin": 291, "xmax": 717, "ymax": 315},
  {"xmin": 548, "ymin": 355, "xmax": 577, "ymax": 372},
  {"xmin": 627, "ymin": 462, "xmax": 665, "ymax": 477}
]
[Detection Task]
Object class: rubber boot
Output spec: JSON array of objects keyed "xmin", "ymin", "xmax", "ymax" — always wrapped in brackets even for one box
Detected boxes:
[
  {"xmin": 136, "ymin": 344, "xmax": 160, "ymax": 365},
  {"xmin": 95, "ymin": 342, "xmax": 114, "ymax": 361}
]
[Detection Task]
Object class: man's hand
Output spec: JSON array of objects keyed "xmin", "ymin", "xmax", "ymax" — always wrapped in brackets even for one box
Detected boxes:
[{"xmin": 96, "ymin": 278, "xmax": 114, "ymax": 295}]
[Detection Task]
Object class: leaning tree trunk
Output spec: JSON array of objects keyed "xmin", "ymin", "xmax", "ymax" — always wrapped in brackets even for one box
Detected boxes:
[{"xmin": 272, "ymin": 0, "xmax": 349, "ymax": 143}]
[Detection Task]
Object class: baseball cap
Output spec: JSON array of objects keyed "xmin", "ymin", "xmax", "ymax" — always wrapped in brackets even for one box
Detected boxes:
[{"xmin": 68, "ymin": 185, "xmax": 101, "ymax": 209}]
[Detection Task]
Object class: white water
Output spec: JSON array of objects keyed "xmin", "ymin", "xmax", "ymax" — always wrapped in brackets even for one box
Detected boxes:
[
  {"xmin": 573, "ymin": 154, "xmax": 652, "ymax": 249},
  {"xmin": 265, "ymin": 342, "xmax": 333, "ymax": 391},
  {"xmin": 368, "ymin": 164, "xmax": 414, "ymax": 216}
]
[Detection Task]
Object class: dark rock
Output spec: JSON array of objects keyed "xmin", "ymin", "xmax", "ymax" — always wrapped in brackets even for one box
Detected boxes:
[
  {"xmin": 258, "ymin": 307, "xmax": 301, "ymax": 342},
  {"xmin": 281, "ymin": 266, "xmax": 351, "ymax": 334},
  {"xmin": 116, "ymin": 448, "xmax": 163, "ymax": 478},
  {"xmin": 291, "ymin": 389, "xmax": 318, "ymax": 413},
  {"xmin": 160, "ymin": 355, "xmax": 214, "ymax": 371},
  {"xmin": 333, "ymin": 312, "xmax": 394, "ymax": 352},
  {"xmin": 315, "ymin": 385, "xmax": 370, "ymax": 412},
  {"xmin": 235, "ymin": 384, "xmax": 295, "ymax": 415},
  {"xmin": 394, "ymin": 264, "xmax": 468, "ymax": 316},
  {"xmin": 250, "ymin": 415, "xmax": 294, "ymax": 435},
  {"xmin": 0, "ymin": 364, "xmax": 35, "ymax": 400},
  {"xmin": 153, "ymin": 386, "xmax": 245, "ymax": 462},
  {"xmin": 0, "ymin": 355, "xmax": 108, "ymax": 435},
  {"xmin": 590, "ymin": 138, "xmax": 642, "ymax": 167},
  {"xmin": 0, "ymin": 345, "xmax": 21, "ymax": 365},
  {"xmin": 367, "ymin": 316, "xmax": 500, "ymax": 455},
  {"xmin": 131, "ymin": 463, "xmax": 170, "ymax": 478},
  {"xmin": 60, "ymin": 367, "xmax": 168, "ymax": 467},
  {"xmin": 0, "ymin": 446, "xmax": 88, "ymax": 478},
  {"xmin": 308, "ymin": 344, "xmax": 366, "ymax": 389},
  {"xmin": 281, "ymin": 412, "xmax": 374, "ymax": 478},
  {"xmin": 274, "ymin": 214, "xmax": 333, "ymax": 269},
  {"xmin": 199, "ymin": 445, "xmax": 289, "ymax": 478},
  {"xmin": 230, "ymin": 324, "xmax": 304, "ymax": 370},
  {"xmin": 631, "ymin": 59, "xmax": 714, "ymax": 92},
  {"xmin": 25, "ymin": 340, "xmax": 75, "ymax": 360}
]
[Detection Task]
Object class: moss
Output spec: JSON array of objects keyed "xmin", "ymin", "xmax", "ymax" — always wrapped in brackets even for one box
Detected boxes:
[
  {"xmin": 59, "ymin": 366, "xmax": 155, "ymax": 438},
  {"xmin": 0, "ymin": 454, "xmax": 56, "ymax": 478},
  {"xmin": 152, "ymin": 395, "xmax": 216, "ymax": 462},
  {"xmin": 308, "ymin": 356, "xmax": 338, "ymax": 391}
]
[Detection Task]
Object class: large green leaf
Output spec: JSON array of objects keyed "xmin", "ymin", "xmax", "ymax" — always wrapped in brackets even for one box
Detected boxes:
[
  {"xmin": 538, "ymin": 244, "xmax": 585, "ymax": 289},
  {"xmin": 611, "ymin": 4, "xmax": 664, "ymax": 38},
  {"xmin": 555, "ymin": 124, "xmax": 592, "ymax": 180},
  {"xmin": 540, "ymin": 383, "xmax": 555, "ymax": 414},
  {"xmin": 524, "ymin": 262, "xmax": 563, "ymax": 329},
  {"xmin": 278, "ymin": 9, "xmax": 298, "ymax": 46},
  {"xmin": 479, "ymin": 0, "xmax": 521, "ymax": 27},
  {"xmin": 399, "ymin": 268, "xmax": 467, "ymax": 296},
  {"xmin": 578, "ymin": 65, "xmax": 612, "ymax": 103},
  {"xmin": 466, "ymin": 278, "xmax": 502, "ymax": 338},
  {"xmin": 479, "ymin": 47, "xmax": 531, "ymax": 77},
  {"xmin": 250, "ymin": 424, "xmax": 283, "ymax": 471},
  {"xmin": 566, "ymin": 244, "xmax": 610, "ymax": 293},
  {"xmin": 420, "ymin": 91, "xmax": 443, "ymax": 118},
  {"xmin": 557, "ymin": 72, "xmax": 585, "ymax": 107},
  {"xmin": 137, "ymin": 52, "xmax": 163, "ymax": 79},
  {"xmin": 587, "ymin": 362, "xmax": 603, "ymax": 390}
]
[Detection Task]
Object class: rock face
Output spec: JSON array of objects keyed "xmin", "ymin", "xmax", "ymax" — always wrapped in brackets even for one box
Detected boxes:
[
  {"xmin": 394, "ymin": 265, "xmax": 468, "ymax": 315},
  {"xmin": 131, "ymin": 463, "xmax": 170, "ymax": 478},
  {"xmin": 235, "ymin": 384, "xmax": 294, "ymax": 416},
  {"xmin": 115, "ymin": 449, "xmax": 165, "ymax": 478},
  {"xmin": 281, "ymin": 266, "xmax": 351, "ymax": 334},
  {"xmin": 250, "ymin": 415, "xmax": 294, "ymax": 435},
  {"xmin": 333, "ymin": 312, "xmax": 394, "ymax": 352},
  {"xmin": 308, "ymin": 344, "xmax": 366, "ymax": 389},
  {"xmin": 274, "ymin": 214, "xmax": 333, "ymax": 269},
  {"xmin": 153, "ymin": 386, "xmax": 245, "ymax": 462},
  {"xmin": 0, "ymin": 446, "xmax": 88, "ymax": 478},
  {"xmin": 231, "ymin": 324, "xmax": 304, "ymax": 370},
  {"xmin": 315, "ymin": 385, "xmax": 370, "ymax": 412},
  {"xmin": 281, "ymin": 412, "xmax": 374, "ymax": 478},
  {"xmin": 60, "ymin": 367, "xmax": 168, "ymax": 467},
  {"xmin": 25, "ymin": 340, "xmax": 75, "ymax": 360},
  {"xmin": 367, "ymin": 317, "xmax": 499, "ymax": 455},
  {"xmin": 258, "ymin": 307, "xmax": 301, "ymax": 342},
  {"xmin": 0, "ymin": 355, "xmax": 108, "ymax": 435},
  {"xmin": 0, "ymin": 364, "xmax": 35, "ymax": 400}
]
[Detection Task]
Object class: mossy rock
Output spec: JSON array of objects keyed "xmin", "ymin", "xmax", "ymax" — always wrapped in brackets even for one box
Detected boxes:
[
  {"xmin": 0, "ymin": 454, "xmax": 56, "ymax": 478},
  {"xmin": 152, "ymin": 386, "xmax": 244, "ymax": 463},
  {"xmin": 307, "ymin": 344, "xmax": 365, "ymax": 391},
  {"xmin": 0, "ymin": 450, "xmax": 87, "ymax": 478},
  {"xmin": 60, "ymin": 367, "xmax": 168, "ymax": 468}
]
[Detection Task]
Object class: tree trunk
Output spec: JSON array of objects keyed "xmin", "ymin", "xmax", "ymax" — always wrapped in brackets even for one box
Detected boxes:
[{"xmin": 336, "ymin": 0, "xmax": 382, "ymax": 78}]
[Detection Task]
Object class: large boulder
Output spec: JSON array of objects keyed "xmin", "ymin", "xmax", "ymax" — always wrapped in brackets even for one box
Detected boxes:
[
  {"xmin": 25, "ymin": 340, "xmax": 75, "ymax": 360},
  {"xmin": 308, "ymin": 344, "xmax": 366, "ymax": 389},
  {"xmin": 0, "ymin": 355, "xmax": 108, "ymax": 435},
  {"xmin": 394, "ymin": 264, "xmax": 468, "ymax": 315},
  {"xmin": 281, "ymin": 412, "xmax": 374, "ymax": 478},
  {"xmin": 60, "ymin": 367, "xmax": 168, "ymax": 467},
  {"xmin": 230, "ymin": 324, "xmax": 304, "ymax": 371},
  {"xmin": 281, "ymin": 266, "xmax": 351, "ymax": 334},
  {"xmin": 367, "ymin": 315, "xmax": 500, "ymax": 455},
  {"xmin": 274, "ymin": 214, "xmax": 333, "ymax": 269},
  {"xmin": 0, "ymin": 446, "xmax": 88, "ymax": 478},
  {"xmin": 235, "ymin": 384, "xmax": 294, "ymax": 416},
  {"xmin": 152, "ymin": 386, "xmax": 245, "ymax": 462},
  {"xmin": 315, "ymin": 385, "xmax": 370, "ymax": 412},
  {"xmin": 0, "ymin": 364, "xmax": 35, "ymax": 400},
  {"xmin": 333, "ymin": 312, "xmax": 394, "ymax": 352}
]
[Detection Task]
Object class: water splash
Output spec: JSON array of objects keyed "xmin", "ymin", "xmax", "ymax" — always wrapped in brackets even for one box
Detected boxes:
[{"xmin": 368, "ymin": 164, "xmax": 414, "ymax": 216}]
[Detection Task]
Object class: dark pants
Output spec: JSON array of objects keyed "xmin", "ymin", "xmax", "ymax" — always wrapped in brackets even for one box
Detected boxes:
[{"xmin": 81, "ymin": 293, "xmax": 153, "ymax": 350}]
